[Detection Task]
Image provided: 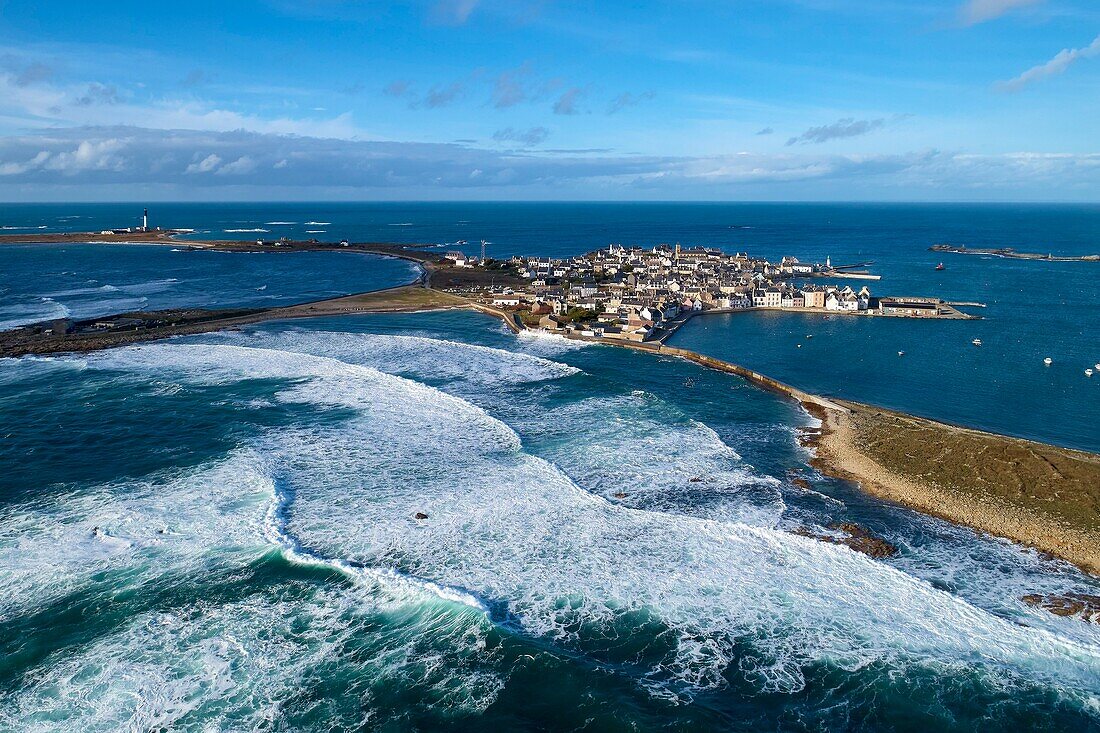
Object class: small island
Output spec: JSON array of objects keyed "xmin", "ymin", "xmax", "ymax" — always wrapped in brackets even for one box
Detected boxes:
[
  {"xmin": 4, "ymin": 230, "xmax": 1098, "ymax": 583},
  {"xmin": 931, "ymin": 243, "xmax": 1100, "ymax": 261}
]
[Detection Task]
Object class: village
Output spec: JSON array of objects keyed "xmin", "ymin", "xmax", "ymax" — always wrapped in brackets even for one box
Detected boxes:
[{"xmin": 442, "ymin": 243, "xmax": 971, "ymax": 343}]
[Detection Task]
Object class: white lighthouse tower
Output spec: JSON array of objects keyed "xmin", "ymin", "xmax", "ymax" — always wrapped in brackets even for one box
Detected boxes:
[{"xmin": 142, "ymin": 208, "xmax": 148, "ymax": 231}]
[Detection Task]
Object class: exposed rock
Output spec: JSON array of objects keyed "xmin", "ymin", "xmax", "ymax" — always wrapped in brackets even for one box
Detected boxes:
[
  {"xmin": 689, "ymin": 477, "xmax": 703, "ymax": 483},
  {"xmin": 613, "ymin": 492, "xmax": 628, "ymax": 499},
  {"xmin": 791, "ymin": 477, "xmax": 812, "ymax": 491},
  {"xmin": 793, "ymin": 522, "xmax": 899, "ymax": 559},
  {"xmin": 1021, "ymin": 592, "xmax": 1100, "ymax": 624},
  {"xmin": 414, "ymin": 512, "xmax": 429, "ymax": 520}
]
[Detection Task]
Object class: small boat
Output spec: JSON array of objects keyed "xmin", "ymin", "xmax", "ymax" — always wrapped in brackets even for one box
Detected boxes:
[
  {"xmin": 1095, "ymin": 363, "xmax": 1100, "ymax": 370},
  {"xmin": 797, "ymin": 344, "xmax": 802, "ymax": 348},
  {"xmin": 898, "ymin": 351, "xmax": 905, "ymax": 356},
  {"xmin": 806, "ymin": 334, "xmax": 813, "ymax": 339},
  {"xmin": 972, "ymin": 339, "xmax": 982, "ymax": 346},
  {"xmin": 1044, "ymin": 357, "xmax": 1053, "ymax": 366},
  {"xmin": 1087, "ymin": 369, "xmax": 1095, "ymax": 377},
  {"xmin": 935, "ymin": 263, "xmax": 945, "ymax": 271}
]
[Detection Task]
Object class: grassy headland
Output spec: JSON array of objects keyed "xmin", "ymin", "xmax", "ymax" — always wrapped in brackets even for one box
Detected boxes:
[{"xmin": 811, "ymin": 401, "xmax": 1100, "ymax": 574}]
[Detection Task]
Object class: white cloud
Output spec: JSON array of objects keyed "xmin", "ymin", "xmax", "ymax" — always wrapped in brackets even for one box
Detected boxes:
[
  {"xmin": 216, "ymin": 155, "xmax": 258, "ymax": 175},
  {"xmin": 998, "ymin": 34, "xmax": 1100, "ymax": 90},
  {"xmin": 185, "ymin": 153, "xmax": 222, "ymax": 174},
  {"xmin": 0, "ymin": 150, "xmax": 50, "ymax": 176},
  {"xmin": 43, "ymin": 139, "xmax": 126, "ymax": 174},
  {"xmin": 959, "ymin": 0, "xmax": 1043, "ymax": 26}
]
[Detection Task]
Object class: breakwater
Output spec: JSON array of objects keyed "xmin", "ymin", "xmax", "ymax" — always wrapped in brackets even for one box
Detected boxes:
[{"xmin": 931, "ymin": 243, "xmax": 1100, "ymax": 262}]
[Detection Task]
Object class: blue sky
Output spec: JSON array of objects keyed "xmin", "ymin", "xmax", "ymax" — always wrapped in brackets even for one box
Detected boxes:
[{"xmin": 0, "ymin": 0, "xmax": 1097, "ymax": 200}]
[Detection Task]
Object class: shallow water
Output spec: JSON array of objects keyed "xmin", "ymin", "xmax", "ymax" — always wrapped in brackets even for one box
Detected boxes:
[{"xmin": 0, "ymin": 242, "xmax": 418, "ymax": 330}]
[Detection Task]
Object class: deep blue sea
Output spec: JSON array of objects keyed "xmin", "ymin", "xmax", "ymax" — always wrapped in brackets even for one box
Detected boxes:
[{"xmin": 1, "ymin": 203, "xmax": 1098, "ymax": 731}]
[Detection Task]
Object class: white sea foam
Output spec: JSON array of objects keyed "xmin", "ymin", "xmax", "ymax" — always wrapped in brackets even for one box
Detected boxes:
[
  {"xmin": 116, "ymin": 278, "xmax": 178, "ymax": 295},
  {"xmin": 305, "ymin": 230, "xmax": 326, "ymax": 233},
  {"xmin": 304, "ymin": 221, "xmax": 331, "ymax": 225},
  {"xmin": 264, "ymin": 221, "xmax": 297, "ymax": 225},
  {"xmin": 514, "ymin": 327, "xmax": 593, "ymax": 355},
  {"xmin": 0, "ymin": 451, "xmax": 275, "ymax": 621},
  {"xmin": 224, "ymin": 330, "xmax": 581, "ymax": 387},
  {"xmin": 9, "ymin": 337, "xmax": 1100, "ymax": 713},
  {"xmin": 224, "ymin": 228, "xmax": 269, "ymax": 233},
  {"xmin": 0, "ymin": 297, "xmax": 70, "ymax": 330},
  {"xmin": 42, "ymin": 284, "xmax": 119, "ymax": 297},
  {"xmin": 0, "ymin": 588, "xmax": 500, "ymax": 731},
  {"xmin": 100, "ymin": 340, "xmax": 1100, "ymax": 701}
]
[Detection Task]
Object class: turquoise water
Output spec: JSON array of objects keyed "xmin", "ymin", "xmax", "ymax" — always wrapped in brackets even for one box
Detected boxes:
[
  {"xmin": 1, "ymin": 203, "xmax": 1099, "ymax": 730},
  {"xmin": 0, "ymin": 242, "xmax": 418, "ymax": 330}
]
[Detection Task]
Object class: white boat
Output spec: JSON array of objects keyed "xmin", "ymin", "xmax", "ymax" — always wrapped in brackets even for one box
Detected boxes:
[
  {"xmin": 1095, "ymin": 363, "xmax": 1100, "ymax": 370},
  {"xmin": 898, "ymin": 351, "xmax": 905, "ymax": 356},
  {"xmin": 971, "ymin": 339, "xmax": 982, "ymax": 346},
  {"xmin": 1044, "ymin": 357, "xmax": 1053, "ymax": 365},
  {"xmin": 1087, "ymin": 369, "xmax": 1095, "ymax": 377}
]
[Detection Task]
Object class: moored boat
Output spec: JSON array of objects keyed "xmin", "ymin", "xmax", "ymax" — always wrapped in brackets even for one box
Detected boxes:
[
  {"xmin": 972, "ymin": 339, "xmax": 982, "ymax": 346},
  {"xmin": 1044, "ymin": 357, "xmax": 1053, "ymax": 365}
]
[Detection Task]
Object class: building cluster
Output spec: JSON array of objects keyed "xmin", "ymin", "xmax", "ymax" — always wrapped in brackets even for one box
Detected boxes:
[{"xmin": 446, "ymin": 244, "xmax": 944, "ymax": 342}]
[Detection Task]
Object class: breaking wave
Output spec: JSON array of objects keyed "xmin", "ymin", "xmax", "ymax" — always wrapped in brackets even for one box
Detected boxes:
[
  {"xmin": 3, "ymin": 333, "xmax": 1099, "ymax": 727},
  {"xmin": 81, "ymin": 340, "xmax": 1100, "ymax": 701}
]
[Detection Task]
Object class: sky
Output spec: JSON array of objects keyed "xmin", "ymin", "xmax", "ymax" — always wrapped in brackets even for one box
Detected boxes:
[{"xmin": 0, "ymin": 0, "xmax": 1097, "ymax": 201}]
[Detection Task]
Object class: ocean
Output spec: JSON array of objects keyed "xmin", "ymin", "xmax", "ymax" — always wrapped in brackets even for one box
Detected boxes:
[{"xmin": 1, "ymin": 202, "xmax": 1098, "ymax": 731}]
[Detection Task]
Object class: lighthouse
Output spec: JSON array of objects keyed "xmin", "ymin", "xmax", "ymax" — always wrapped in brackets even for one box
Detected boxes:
[{"xmin": 142, "ymin": 208, "xmax": 148, "ymax": 232}]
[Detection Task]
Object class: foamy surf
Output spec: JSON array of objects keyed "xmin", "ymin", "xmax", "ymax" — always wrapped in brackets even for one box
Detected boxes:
[{"xmin": 77, "ymin": 339, "xmax": 1098, "ymax": 703}]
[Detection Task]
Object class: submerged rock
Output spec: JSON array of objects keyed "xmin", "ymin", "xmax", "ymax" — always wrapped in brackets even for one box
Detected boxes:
[
  {"xmin": 793, "ymin": 522, "xmax": 899, "ymax": 559},
  {"xmin": 1021, "ymin": 592, "xmax": 1100, "ymax": 624}
]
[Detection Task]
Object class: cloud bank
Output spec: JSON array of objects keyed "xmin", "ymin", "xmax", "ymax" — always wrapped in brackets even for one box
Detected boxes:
[{"xmin": 0, "ymin": 126, "xmax": 1096, "ymax": 200}]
